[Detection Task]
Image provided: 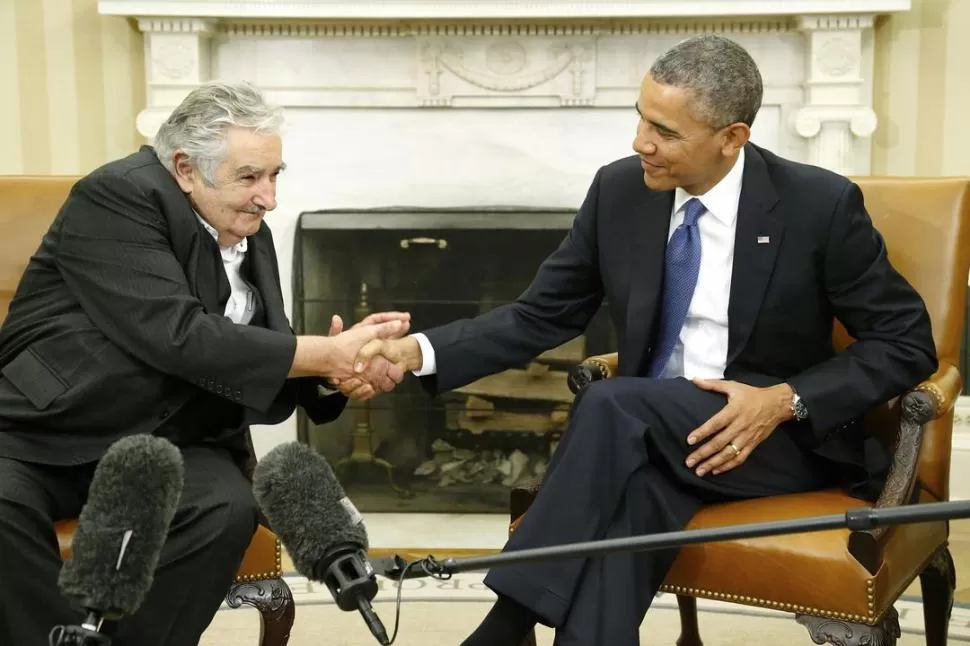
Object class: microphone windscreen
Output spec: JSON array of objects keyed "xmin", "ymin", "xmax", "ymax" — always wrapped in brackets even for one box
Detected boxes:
[
  {"xmin": 57, "ymin": 435, "xmax": 184, "ymax": 619},
  {"xmin": 253, "ymin": 441, "xmax": 368, "ymax": 579}
]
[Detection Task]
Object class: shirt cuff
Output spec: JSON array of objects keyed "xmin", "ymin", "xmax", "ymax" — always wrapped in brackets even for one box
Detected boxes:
[
  {"xmin": 317, "ymin": 382, "xmax": 340, "ymax": 396},
  {"xmin": 411, "ymin": 333, "xmax": 437, "ymax": 376}
]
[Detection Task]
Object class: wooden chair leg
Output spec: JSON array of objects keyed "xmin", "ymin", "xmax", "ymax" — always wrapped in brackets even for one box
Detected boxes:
[
  {"xmin": 920, "ymin": 545, "xmax": 956, "ymax": 646},
  {"xmin": 519, "ymin": 630, "xmax": 538, "ymax": 646},
  {"xmin": 226, "ymin": 577, "xmax": 295, "ymax": 646},
  {"xmin": 675, "ymin": 595, "xmax": 703, "ymax": 646},
  {"xmin": 795, "ymin": 606, "xmax": 900, "ymax": 646}
]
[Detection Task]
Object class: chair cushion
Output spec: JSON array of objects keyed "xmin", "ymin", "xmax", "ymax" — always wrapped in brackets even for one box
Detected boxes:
[
  {"xmin": 54, "ymin": 519, "xmax": 283, "ymax": 584},
  {"xmin": 660, "ymin": 488, "xmax": 946, "ymax": 623}
]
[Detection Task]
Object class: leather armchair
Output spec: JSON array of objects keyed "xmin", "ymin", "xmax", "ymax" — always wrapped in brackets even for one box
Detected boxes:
[
  {"xmin": 509, "ymin": 177, "xmax": 970, "ymax": 646},
  {"xmin": 0, "ymin": 176, "xmax": 294, "ymax": 645}
]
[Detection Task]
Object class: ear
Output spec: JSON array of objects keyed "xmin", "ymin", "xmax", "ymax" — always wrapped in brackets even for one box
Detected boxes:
[
  {"xmin": 172, "ymin": 152, "xmax": 196, "ymax": 193},
  {"xmin": 720, "ymin": 123, "xmax": 751, "ymax": 156}
]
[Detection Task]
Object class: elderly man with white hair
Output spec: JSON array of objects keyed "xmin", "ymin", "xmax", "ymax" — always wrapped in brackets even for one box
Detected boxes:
[{"xmin": 0, "ymin": 81, "xmax": 405, "ymax": 645}]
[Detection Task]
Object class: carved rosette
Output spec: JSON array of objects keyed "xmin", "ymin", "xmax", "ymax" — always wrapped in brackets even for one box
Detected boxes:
[{"xmin": 416, "ymin": 35, "xmax": 596, "ymax": 107}]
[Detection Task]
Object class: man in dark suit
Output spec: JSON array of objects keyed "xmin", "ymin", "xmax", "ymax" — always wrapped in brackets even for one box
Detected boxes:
[
  {"xmin": 349, "ymin": 35, "xmax": 937, "ymax": 645},
  {"xmin": 0, "ymin": 81, "xmax": 408, "ymax": 645}
]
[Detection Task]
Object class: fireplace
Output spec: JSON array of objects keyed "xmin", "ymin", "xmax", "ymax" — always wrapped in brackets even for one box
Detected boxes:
[
  {"xmin": 293, "ymin": 207, "xmax": 616, "ymax": 512},
  {"xmin": 99, "ymin": 0, "xmax": 911, "ymax": 512}
]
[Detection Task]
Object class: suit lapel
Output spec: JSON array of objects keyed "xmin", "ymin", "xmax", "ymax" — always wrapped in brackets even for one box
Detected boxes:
[
  {"xmin": 624, "ymin": 189, "xmax": 674, "ymax": 376},
  {"xmin": 247, "ymin": 227, "xmax": 291, "ymax": 333},
  {"xmin": 169, "ymin": 196, "xmax": 226, "ymax": 316},
  {"xmin": 194, "ymin": 234, "xmax": 228, "ymax": 315},
  {"xmin": 725, "ymin": 145, "xmax": 783, "ymax": 366}
]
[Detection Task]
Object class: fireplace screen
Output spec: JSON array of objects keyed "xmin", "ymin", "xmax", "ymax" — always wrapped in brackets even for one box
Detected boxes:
[{"xmin": 293, "ymin": 207, "xmax": 616, "ymax": 513}]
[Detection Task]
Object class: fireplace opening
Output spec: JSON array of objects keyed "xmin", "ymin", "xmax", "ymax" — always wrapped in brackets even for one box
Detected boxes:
[{"xmin": 293, "ymin": 207, "xmax": 617, "ymax": 513}]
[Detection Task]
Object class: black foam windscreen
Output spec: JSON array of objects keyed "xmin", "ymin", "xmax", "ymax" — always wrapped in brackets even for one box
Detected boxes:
[
  {"xmin": 57, "ymin": 435, "xmax": 184, "ymax": 620},
  {"xmin": 252, "ymin": 441, "xmax": 368, "ymax": 580}
]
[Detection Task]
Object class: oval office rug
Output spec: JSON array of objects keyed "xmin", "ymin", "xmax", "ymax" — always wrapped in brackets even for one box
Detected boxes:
[{"xmin": 202, "ymin": 573, "xmax": 970, "ymax": 645}]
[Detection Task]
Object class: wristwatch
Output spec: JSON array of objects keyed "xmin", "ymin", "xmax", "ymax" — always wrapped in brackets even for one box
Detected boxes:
[{"xmin": 790, "ymin": 389, "xmax": 809, "ymax": 421}]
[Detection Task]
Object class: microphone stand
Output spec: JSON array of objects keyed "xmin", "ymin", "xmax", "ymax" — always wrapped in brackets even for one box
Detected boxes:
[
  {"xmin": 374, "ymin": 499, "xmax": 970, "ymax": 580},
  {"xmin": 49, "ymin": 612, "xmax": 111, "ymax": 646}
]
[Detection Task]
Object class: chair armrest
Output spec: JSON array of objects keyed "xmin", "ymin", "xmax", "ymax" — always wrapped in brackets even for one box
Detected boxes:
[
  {"xmin": 913, "ymin": 361, "xmax": 962, "ymax": 419},
  {"xmin": 848, "ymin": 361, "xmax": 960, "ymax": 573},
  {"xmin": 567, "ymin": 352, "xmax": 619, "ymax": 394}
]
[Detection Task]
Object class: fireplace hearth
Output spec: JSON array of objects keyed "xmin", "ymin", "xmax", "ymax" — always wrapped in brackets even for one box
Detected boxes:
[{"xmin": 293, "ymin": 207, "xmax": 616, "ymax": 513}]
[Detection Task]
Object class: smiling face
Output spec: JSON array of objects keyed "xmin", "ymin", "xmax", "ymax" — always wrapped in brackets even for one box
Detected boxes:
[
  {"xmin": 632, "ymin": 75, "xmax": 750, "ymax": 196},
  {"xmin": 172, "ymin": 126, "xmax": 285, "ymax": 247}
]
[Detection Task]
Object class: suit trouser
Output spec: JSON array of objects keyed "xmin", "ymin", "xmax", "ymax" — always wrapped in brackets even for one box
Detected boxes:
[
  {"xmin": 0, "ymin": 445, "xmax": 259, "ymax": 646},
  {"xmin": 483, "ymin": 377, "xmax": 835, "ymax": 646}
]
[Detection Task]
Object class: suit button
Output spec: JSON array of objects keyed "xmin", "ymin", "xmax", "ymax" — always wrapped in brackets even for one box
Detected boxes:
[
  {"xmin": 216, "ymin": 385, "xmax": 224, "ymax": 394},
  {"xmin": 234, "ymin": 390, "xmax": 242, "ymax": 399},
  {"xmin": 207, "ymin": 379, "xmax": 215, "ymax": 389},
  {"xmin": 159, "ymin": 408, "xmax": 170, "ymax": 419}
]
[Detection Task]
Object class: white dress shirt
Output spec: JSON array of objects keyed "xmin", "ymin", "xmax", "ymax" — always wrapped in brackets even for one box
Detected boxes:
[
  {"xmin": 411, "ymin": 147, "xmax": 745, "ymax": 380},
  {"xmin": 196, "ymin": 214, "xmax": 254, "ymax": 325},
  {"xmin": 196, "ymin": 215, "xmax": 339, "ymax": 395}
]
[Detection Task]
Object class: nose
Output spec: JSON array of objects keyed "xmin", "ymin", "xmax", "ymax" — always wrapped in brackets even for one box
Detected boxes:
[
  {"xmin": 252, "ymin": 177, "xmax": 277, "ymax": 212},
  {"xmin": 632, "ymin": 123, "xmax": 657, "ymax": 156}
]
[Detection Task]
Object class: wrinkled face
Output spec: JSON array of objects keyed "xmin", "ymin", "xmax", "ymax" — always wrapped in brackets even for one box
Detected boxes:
[
  {"xmin": 632, "ymin": 76, "xmax": 748, "ymax": 195},
  {"xmin": 173, "ymin": 126, "xmax": 284, "ymax": 247}
]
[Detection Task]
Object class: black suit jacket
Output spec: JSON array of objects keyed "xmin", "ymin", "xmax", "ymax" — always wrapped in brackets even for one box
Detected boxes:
[
  {"xmin": 421, "ymin": 143, "xmax": 937, "ymax": 486},
  {"xmin": 0, "ymin": 146, "xmax": 345, "ymax": 466}
]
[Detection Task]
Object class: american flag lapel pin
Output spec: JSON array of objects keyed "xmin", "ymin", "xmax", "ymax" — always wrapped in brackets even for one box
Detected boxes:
[{"xmin": 757, "ymin": 236, "xmax": 770, "ymax": 244}]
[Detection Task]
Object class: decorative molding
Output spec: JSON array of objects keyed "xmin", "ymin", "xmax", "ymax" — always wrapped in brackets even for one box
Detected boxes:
[
  {"xmin": 99, "ymin": 0, "xmax": 912, "ymax": 20},
  {"xmin": 136, "ymin": 16, "xmax": 217, "ymax": 32},
  {"xmin": 217, "ymin": 19, "xmax": 794, "ymax": 38},
  {"xmin": 791, "ymin": 13, "xmax": 876, "ymax": 176},
  {"xmin": 417, "ymin": 36, "xmax": 596, "ymax": 107}
]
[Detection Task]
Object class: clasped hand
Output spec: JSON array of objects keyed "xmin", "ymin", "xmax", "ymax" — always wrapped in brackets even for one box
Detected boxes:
[
  {"xmin": 325, "ymin": 312, "xmax": 411, "ymax": 400},
  {"xmin": 683, "ymin": 379, "xmax": 793, "ymax": 477}
]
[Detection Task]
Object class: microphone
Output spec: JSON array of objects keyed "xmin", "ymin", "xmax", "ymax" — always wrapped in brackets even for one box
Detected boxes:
[
  {"xmin": 52, "ymin": 435, "xmax": 184, "ymax": 646},
  {"xmin": 371, "ymin": 498, "xmax": 970, "ymax": 583},
  {"xmin": 252, "ymin": 441, "xmax": 390, "ymax": 645}
]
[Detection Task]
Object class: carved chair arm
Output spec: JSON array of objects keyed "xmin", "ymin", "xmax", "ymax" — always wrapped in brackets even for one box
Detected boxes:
[
  {"xmin": 913, "ymin": 361, "xmax": 962, "ymax": 419},
  {"xmin": 567, "ymin": 352, "xmax": 619, "ymax": 394},
  {"xmin": 848, "ymin": 361, "xmax": 960, "ymax": 574}
]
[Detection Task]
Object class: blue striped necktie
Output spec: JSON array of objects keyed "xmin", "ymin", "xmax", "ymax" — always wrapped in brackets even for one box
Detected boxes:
[{"xmin": 648, "ymin": 197, "xmax": 706, "ymax": 378}]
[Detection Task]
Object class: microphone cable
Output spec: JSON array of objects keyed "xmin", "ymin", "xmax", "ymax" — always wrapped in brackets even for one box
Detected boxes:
[{"xmin": 384, "ymin": 556, "xmax": 452, "ymax": 644}]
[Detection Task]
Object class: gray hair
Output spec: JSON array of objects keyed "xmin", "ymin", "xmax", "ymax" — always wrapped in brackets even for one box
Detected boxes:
[
  {"xmin": 153, "ymin": 81, "xmax": 284, "ymax": 186},
  {"xmin": 649, "ymin": 35, "xmax": 763, "ymax": 129}
]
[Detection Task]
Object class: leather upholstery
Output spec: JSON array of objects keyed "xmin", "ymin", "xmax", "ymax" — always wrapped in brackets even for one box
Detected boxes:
[
  {"xmin": 854, "ymin": 177, "xmax": 970, "ymax": 500},
  {"xmin": 1, "ymin": 175, "xmax": 285, "ymax": 585},
  {"xmin": 0, "ymin": 176, "xmax": 78, "ymax": 321},
  {"xmin": 518, "ymin": 177, "xmax": 970, "ymax": 626},
  {"xmin": 661, "ymin": 489, "xmax": 945, "ymax": 623}
]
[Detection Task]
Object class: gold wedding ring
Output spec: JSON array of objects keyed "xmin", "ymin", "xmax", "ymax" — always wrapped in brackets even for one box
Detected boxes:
[{"xmin": 729, "ymin": 442, "xmax": 741, "ymax": 457}]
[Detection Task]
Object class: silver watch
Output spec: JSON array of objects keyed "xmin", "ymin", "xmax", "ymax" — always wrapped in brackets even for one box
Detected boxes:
[{"xmin": 790, "ymin": 390, "xmax": 808, "ymax": 421}]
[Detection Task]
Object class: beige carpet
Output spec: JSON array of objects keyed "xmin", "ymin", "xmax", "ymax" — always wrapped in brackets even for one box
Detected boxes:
[{"xmin": 200, "ymin": 596, "xmax": 956, "ymax": 645}]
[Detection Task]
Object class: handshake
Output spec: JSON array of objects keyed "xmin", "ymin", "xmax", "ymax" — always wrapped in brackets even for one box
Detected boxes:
[{"xmin": 294, "ymin": 310, "xmax": 424, "ymax": 401}]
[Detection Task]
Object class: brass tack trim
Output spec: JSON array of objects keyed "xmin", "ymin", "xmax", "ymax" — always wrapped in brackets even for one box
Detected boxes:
[
  {"xmin": 658, "ymin": 582, "xmax": 876, "ymax": 624},
  {"xmin": 915, "ymin": 382, "xmax": 947, "ymax": 415},
  {"xmin": 230, "ymin": 539, "xmax": 285, "ymax": 584},
  {"xmin": 588, "ymin": 358, "xmax": 613, "ymax": 379}
]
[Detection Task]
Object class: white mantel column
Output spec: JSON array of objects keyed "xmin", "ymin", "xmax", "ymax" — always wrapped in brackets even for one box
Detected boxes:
[
  {"xmin": 135, "ymin": 18, "xmax": 217, "ymax": 141},
  {"xmin": 791, "ymin": 15, "xmax": 878, "ymax": 176}
]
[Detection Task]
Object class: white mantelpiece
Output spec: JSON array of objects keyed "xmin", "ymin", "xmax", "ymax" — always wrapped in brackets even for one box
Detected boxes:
[
  {"xmin": 100, "ymin": 0, "xmax": 912, "ymax": 464},
  {"xmin": 99, "ymin": 0, "xmax": 911, "ymax": 19}
]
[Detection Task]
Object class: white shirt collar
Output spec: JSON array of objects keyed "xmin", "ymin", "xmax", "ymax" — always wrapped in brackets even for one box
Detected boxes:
[
  {"xmin": 195, "ymin": 213, "xmax": 248, "ymax": 254},
  {"xmin": 672, "ymin": 146, "xmax": 745, "ymax": 227}
]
